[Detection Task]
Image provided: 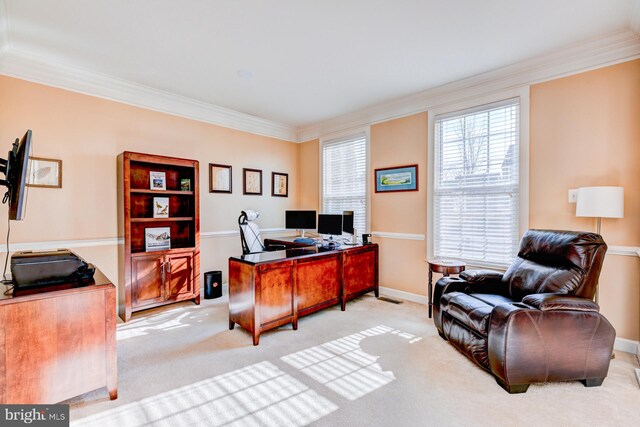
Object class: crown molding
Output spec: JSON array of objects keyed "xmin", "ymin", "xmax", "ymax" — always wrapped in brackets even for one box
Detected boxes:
[
  {"xmin": 297, "ymin": 30, "xmax": 640, "ymax": 141},
  {"xmin": 0, "ymin": 48, "xmax": 298, "ymax": 142}
]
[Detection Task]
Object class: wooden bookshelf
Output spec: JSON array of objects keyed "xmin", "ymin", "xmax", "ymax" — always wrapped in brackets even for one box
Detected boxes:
[{"xmin": 118, "ymin": 151, "xmax": 200, "ymax": 322}]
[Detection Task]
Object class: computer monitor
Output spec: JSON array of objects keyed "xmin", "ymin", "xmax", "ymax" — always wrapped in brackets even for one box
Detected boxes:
[
  {"xmin": 285, "ymin": 210, "xmax": 316, "ymax": 237},
  {"xmin": 342, "ymin": 211, "xmax": 354, "ymax": 235},
  {"xmin": 317, "ymin": 214, "xmax": 343, "ymax": 239}
]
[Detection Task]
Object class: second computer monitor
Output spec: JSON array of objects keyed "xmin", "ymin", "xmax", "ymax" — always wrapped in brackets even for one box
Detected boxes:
[
  {"xmin": 317, "ymin": 214, "xmax": 343, "ymax": 236},
  {"xmin": 342, "ymin": 211, "xmax": 354, "ymax": 235}
]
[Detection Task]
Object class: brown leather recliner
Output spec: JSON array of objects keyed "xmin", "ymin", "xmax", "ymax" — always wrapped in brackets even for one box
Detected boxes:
[{"xmin": 433, "ymin": 229, "xmax": 615, "ymax": 393}]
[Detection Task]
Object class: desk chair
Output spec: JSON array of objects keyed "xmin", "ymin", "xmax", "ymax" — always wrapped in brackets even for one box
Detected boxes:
[{"xmin": 238, "ymin": 210, "xmax": 286, "ymax": 255}]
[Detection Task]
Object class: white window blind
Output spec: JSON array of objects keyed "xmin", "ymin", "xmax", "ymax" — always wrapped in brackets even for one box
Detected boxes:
[
  {"xmin": 322, "ymin": 133, "xmax": 367, "ymax": 236},
  {"xmin": 434, "ymin": 98, "xmax": 520, "ymax": 268}
]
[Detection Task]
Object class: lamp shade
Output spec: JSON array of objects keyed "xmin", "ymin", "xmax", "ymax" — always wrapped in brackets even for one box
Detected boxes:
[{"xmin": 576, "ymin": 186, "xmax": 624, "ymax": 218}]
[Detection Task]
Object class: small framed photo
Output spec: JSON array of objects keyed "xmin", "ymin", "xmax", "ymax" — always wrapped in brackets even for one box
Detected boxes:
[
  {"xmin": 153, "ymin": 197, "xmax": 169, "ymax": 218},
  {"xmin": 209, "ymin": 164, "xmax": 232, "ymax": 193},
  {"xmin": 243, "ymin": 168, "xmax": 262, "ymax": 195},
  {"xmin": 145, "ymin": 227, "xmax": 171, "ymax": 252},
  {"xmin": 271, "ymin": 172, "xmax": 288, "ymax": 197},
  {"xmin": 180, "ymin": 179, "xmax": 191, "ymax": 192},
  {"xmin": 375, "ymin": 164, "xmax": 418, "ymax": 193},
  {"xmin": 27, "ymin": 157, "xmax": 62, "ymax": 188},
  {"xmin": 149, "ymin": 171, "xmax": 166, "ymax": 190}
]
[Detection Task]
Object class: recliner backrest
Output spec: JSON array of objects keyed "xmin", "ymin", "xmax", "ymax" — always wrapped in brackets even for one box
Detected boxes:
[{"xmin": 503, "ymin": 229, "xmax": 607, "ymax": 301}]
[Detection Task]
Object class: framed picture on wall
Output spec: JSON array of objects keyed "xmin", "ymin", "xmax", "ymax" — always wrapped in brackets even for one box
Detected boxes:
[
  {"xmin": 374, "ymin": 164, "xmax": 418, "ymax": 193},
  {"xmin": 209, "ymin": 163, "xmax": 232, "ymax": 193},
  {"xmin": 243, "ymin": 168, "xmax": 262, "ymax": 195},
  {"xmin": 27, "ymin": 157, "xmax": 62, "ymax": 188},
  {"xmin": 271, "ymin": 172, "xmax": 288, "ymax": 197}
]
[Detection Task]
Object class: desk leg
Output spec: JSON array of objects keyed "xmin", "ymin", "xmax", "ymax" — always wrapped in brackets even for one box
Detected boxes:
[{"xmin": 428, "ymin": 269, "xmax": 433, "ymax": 318}]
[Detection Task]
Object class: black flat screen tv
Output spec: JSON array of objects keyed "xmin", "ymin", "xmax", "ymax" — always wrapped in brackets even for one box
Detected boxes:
[{"xmin": 0, "ymin": 130, "xmax": 32, "ymax": 221}]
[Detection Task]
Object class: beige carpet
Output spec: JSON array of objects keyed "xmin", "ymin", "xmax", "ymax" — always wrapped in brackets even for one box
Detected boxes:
[{"xmin": 67, "ymin": 294, "xmax": 640, "ymax": 426}]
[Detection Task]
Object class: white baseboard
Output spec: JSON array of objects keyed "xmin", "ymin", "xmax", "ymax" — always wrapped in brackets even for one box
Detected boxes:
[
  {"xmin": 378, "ymin": 286, "xmax": 428, "ymax": 305},
  {"xmin": 378, "ymin": 285, "xmax": 639, "ymax": 354},
  {"xmin": 614, "ymin": 337, "xmax": 640, "ymax": 354}
]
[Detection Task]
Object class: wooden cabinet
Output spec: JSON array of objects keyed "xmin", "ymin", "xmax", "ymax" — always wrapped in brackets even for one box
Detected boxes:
[
  {"xmin": 118, "ymin": 152, "xmax": 200, "ymax": 321},
  {"xmin": 130, "ymin": 250, "xmax": 197, "ymax": 311},
  {"xmin": 166, "ymin": 250, "xmax": 196, "ymax": 300},
  {"xmin": 296, "ymin": 253, "xmax": 341, "ymax": 316},
  {"xmin": 342, "ymin": 245, "xmax": 379, "ymax": 308},
  {"xmin": 131, "ymin": 253, "xmax": 165, "ymax": 308},
  {"xmin": 0, "ymin": 270, "xmax": 117, "ymax": 404}
]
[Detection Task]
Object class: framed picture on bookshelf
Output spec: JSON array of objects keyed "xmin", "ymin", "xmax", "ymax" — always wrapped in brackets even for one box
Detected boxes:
[
  {"xmin": 209, "ymin": 164, "xmax": 232, "ymax": 193},
  {"xmin": 153, "ymin": 197, "xmax": 169, "ymax": 218},
  {"xmin": 271, "ymin": 172, "xmax": 288, "ymax": 197},
  {"xmin": 243, "ymin": 168, "xmax": 262, "ymax": 195},
  {"xmin": 145, "ymin": 227, "xmax": 171, "ymax": 251},
  {"xmin": 180, "ymin": 179, "xmax": 191, "ymax": 192},
  {"xmin": 149, "ymin": 171, "xmax": 166, "ymax": 190}
]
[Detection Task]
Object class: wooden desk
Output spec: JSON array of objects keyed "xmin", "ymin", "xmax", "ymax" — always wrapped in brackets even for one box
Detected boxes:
[
  {"xmin": 427, "ymin": 259, "xmax": 465, "ymax": 318},
  {"xmin": 0, "ymin": 270, "xmax": 117, "ymax": 403},
  {"xmin": 229, "ymin": 242, "xmax": 378, "ymax": 345}
]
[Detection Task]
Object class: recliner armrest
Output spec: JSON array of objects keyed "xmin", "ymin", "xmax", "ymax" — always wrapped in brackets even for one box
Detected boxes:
[
  {"xmin": 459, "ymin": 269, "xmax": 504, "ymax": 283},
  {"xmin": 521, "ymin": 293, "xmax": 599, "ymax": 312}
]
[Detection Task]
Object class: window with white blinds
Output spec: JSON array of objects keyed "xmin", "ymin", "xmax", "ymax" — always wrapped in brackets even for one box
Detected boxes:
[
  {"xmin": 321, "ymin": 133, "xmax": 367, "ymax": 236},
  {"xmin": 434, "ymin": 98, "xmax": 520, "ymax": 267}
]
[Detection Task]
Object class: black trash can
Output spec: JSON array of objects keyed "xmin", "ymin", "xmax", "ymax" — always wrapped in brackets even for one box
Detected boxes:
[{"xmin": 204, "ymin": 271, "xmax": 223, "ymax": 299}]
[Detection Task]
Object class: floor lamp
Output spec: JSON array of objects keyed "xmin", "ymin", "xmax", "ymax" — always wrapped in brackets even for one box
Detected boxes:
[{"xmin": 575, "ymin": 186, "xmax": 624, "ymax": 304}]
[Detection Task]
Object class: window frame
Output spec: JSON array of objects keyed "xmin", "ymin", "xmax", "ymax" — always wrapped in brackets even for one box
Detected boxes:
[
  {"xmin": 319, "ymin": 127, "xmax": 371, "ymax": 235},
  {"xmin": 427, "ymin": 87, "xmax": 530, "ymax": 269}
]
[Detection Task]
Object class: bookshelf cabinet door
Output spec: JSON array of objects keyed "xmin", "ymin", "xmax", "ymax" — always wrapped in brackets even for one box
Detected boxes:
[
  {"xmin": 131, "ymin": 253, "xmax": 165, "ymax": 308},
  {"xmin": 166, "ymin": 251, "xmax": 195, "ymax": 300}
]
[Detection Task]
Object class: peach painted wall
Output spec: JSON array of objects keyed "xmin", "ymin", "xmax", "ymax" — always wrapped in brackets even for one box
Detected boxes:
[
  {"xmin": 0, "ymin": 75, "xmax": 299, "ymax": 290},
  {"xmin": 300, "ymin": 61, "xmax": 639, "ymax": 341},
  {"xmin": 298, "ymin": 138, "xmax": 319, "ymax": 211},
  {"xmin": 370, "ymin": 112, "xmax": 429, "ymax": 296},
  {"xmin": 529, "ymin": 59, "xmax": 640, "ymax": 341}
]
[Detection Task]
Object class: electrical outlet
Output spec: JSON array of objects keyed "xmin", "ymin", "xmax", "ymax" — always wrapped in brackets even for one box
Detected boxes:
[{"xmin": 568, "ymin": 189, "xmax": 578, "ymax": 203}]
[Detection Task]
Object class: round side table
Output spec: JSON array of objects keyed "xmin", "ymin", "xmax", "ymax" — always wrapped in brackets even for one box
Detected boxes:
[{"xmin": 427, "ymin": 259, "xmax": 465, "ymax": 318}]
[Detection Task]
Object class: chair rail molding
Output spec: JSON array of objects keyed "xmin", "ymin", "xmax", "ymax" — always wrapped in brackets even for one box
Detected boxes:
[
  {"xmin": 0, "ymin": 228, "xmax": 293, "ymax": 253},
  {"xmin": 371, "ymin": 231, "xmax": 425, "ymax": 241}
]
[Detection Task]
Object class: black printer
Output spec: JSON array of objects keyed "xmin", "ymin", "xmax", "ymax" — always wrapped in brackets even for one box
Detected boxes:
[{"xmin": 10, "ymin": 249, "xmax": 96, "ymax": 289}]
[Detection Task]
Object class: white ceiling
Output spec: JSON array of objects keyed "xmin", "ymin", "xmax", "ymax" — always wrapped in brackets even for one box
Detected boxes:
[{"xmin": 1, "ymin": 0, "xmax": 639, "ymax": 132}]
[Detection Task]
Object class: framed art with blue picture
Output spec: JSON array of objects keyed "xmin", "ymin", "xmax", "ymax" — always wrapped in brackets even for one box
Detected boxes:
[{"xmin": 374, "ymin": 164, "xmax": 418, "ymax": 193}]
